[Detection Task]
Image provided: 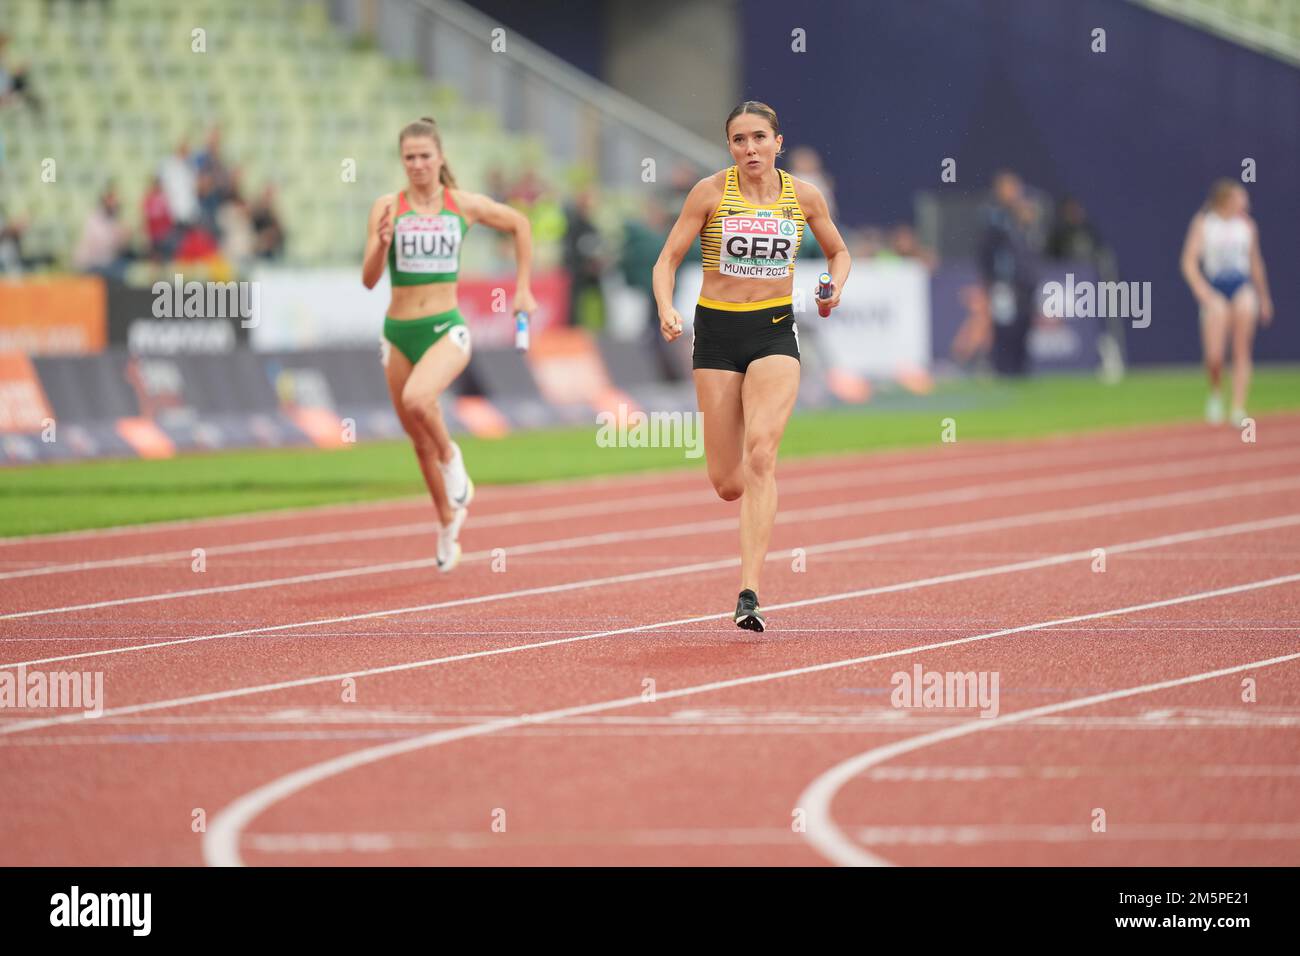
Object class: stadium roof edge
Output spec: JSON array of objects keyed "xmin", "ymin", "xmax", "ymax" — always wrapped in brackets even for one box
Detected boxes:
[
  {"xmin": 406, "ymin": 0, "xmax": 726, "ymax": 170},
  {"xmin": 1127, "ymin": 0, "xmax": 1300, "ymax": 68}
]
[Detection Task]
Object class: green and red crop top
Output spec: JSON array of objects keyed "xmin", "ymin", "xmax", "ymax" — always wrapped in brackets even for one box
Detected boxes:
[{"xmin": 387, "ymin": 188, "xmax": 468, "ymax": 285}]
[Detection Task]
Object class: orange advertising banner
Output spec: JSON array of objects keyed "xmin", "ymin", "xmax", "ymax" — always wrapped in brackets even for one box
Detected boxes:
[{"xmin": 0, "ymin": 276, "xmax": 108, "ymax": 355}]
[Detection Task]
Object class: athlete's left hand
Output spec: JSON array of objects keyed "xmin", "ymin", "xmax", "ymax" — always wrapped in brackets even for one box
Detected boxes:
[
  {"xmin": 1261, "ymin": 297, "xmax": 1274, "ymax": 326},
  {"xmin": 514, "ymin": 287, "xmax": 538, "ymax": 316},
  {"xmin": 816, "ymin": 280, "xmax": 841, "ymax": 314}
]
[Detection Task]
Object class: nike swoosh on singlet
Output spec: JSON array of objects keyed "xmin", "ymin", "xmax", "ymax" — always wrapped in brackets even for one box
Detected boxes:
[{"xmin": 771, "ymin": 313, "xmax": 790, "ymax": 324}]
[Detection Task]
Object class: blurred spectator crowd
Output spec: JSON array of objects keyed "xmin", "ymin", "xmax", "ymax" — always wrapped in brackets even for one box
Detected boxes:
[
  {"xmin": 66, "ymin": 128, "xmax": 288, "ymax": 282},
  {"xmin": 957, "ymin": 169, "xmax": 1117, "ymax": 376},
  {"xmin": 4, "ymin": 17, "xmax": 1115, "ymax": 379},
  {"xmin": 2, "ymin": 28, "xmax": 286, "ymax": 283}
]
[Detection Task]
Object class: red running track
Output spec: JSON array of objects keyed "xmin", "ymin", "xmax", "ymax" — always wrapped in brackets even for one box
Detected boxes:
[{"xmin": 1, "ymin": 416, "xmax": 1299, "ymax": 866}]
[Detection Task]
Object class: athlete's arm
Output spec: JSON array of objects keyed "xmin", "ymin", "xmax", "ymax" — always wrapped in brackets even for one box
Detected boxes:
[
  {"xmin": 1248, "ymin": 218, "xmax": 1273, "ymax": 325},
  {"xmin": 653, "ymin": 176, "xmax": 720, "ymax": 342},
  {"xmin": 790, "ymin": 179, "xmax": 852, "ymax": 314},
  {"xmin": 361, "ymin": 193, "xmax": 395, "ymax": 289},
  {"xmin": 1178, "ymin": 213, "xmax": 1217, "ymax": 307},
  {"xmin": 457, "ymin": 191, "xmax": 536, "ymax": 314},
  {"xmin": 796, "ymin": 179, "xmax": 850, "ymax": 313}
]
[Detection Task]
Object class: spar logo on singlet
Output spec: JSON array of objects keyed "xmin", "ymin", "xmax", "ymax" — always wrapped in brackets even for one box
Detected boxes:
[
  {"xmin": 395, "ymin": 215, "xmax": 461, "ymax": 274},
  {"xmin": 721, "ymin": 211, "xmax": 798, "ymax": 279}
]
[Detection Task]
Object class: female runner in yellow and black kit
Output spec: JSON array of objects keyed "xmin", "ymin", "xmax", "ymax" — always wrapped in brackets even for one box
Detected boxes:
[
  {"xmin": 362, "ymin": 117, "xmax": 536, "ymax": 571},
  {"xmin": 653, "ymin": 101, "xmax": 850, "ymax": 631}
]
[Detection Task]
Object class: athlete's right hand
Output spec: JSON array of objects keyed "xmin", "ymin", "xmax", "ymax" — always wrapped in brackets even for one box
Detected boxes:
[
  {"xmin": 659, "ymin": 308, "xmax": 684, "ymax": 342},
  {"xmin": 377, "ymin": 201, "xmax": 394, "ymax": 247}
]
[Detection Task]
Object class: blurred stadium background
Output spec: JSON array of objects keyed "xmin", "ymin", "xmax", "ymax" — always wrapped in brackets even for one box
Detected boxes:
[{"xmin": 0, "ymin": 0, "xmax": 1296, "ymax": 532}]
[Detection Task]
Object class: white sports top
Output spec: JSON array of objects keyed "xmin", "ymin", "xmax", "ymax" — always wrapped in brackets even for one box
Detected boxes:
[{"xmin": 1200, "ymin": 211, "xmax": 1252, "ymax": 278}]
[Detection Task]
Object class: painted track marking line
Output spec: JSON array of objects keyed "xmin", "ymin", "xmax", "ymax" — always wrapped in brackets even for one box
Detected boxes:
[
  {"xmin": 7, "ymin": 429, "xmax": 1297, "ymax": 580},
  {"xmin": 797, "ymin": 651, "xmax": 1300, "ymax": 867},
  {"xmin": 199, "ymin": 571, "xmax": 1300, "ymax": 865},
  {"xmin": 8, "ymin": 465, "xmax": 1300, "ymax": 620},
  {"xmin": 233, "ymin": 821, "xmax": 1300, "ymax": 854},
  {"xmin": 4, "ymin": 472, "xmax": 1299, "ymax": 664},
  {"xmin": 3, "ymin": 515, "xmax": 1295, "ymax": 734}
]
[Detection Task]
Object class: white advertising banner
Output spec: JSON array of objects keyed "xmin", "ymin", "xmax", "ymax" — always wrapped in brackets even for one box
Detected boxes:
[
  {"xmin": 803, "ymin": 258, "xmax": 931, "ymax": 376},
  {"xmin": 247, "ymin": 268, "xmax": 570, "ymax": 351},
  {"xmin": 248, "ymin": 267, "xmax": 389, "ymax": 351}
]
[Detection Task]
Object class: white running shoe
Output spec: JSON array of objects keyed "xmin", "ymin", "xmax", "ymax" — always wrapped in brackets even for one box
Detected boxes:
[
  {"xmin": 1205, "ymin": 393, "xmax": 1225, "ymax": 425},
  {"xmin": 436, "ymin": 506, "xmax": 468, "ymax": 573},
  {"xmin": 438, "ymin": 442, "xmax": 474, "ymax": 509},
  {"xmin": 1231, "ymin": 407, "xmax": 1249, "ymax": 429}
]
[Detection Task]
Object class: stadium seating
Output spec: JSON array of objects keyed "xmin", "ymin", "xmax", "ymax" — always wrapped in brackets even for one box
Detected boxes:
[
  {"xmin": 0, "ymin": 0, "xmax": 564, "ymax": 269},
  {"xmin": 1135, "ymin": 0, "xmax": 1300, "ymax": 58}
]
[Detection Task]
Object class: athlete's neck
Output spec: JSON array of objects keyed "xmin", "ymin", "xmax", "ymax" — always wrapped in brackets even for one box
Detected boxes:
[
  {"xmin": 737, "ymin": 165, "xmax": 781, "ymax": 204},
  {"xmin": 407, "ymin": 184, "xmax": 444, "ymax": 208}
]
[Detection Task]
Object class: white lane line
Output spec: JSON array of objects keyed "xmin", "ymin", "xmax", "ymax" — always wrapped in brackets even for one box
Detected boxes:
[
  {"xmin": 8, "ymin": 625, "xmax": 1299, "ymax": 643},
  {"xmin": 10, "ymin": 460, "xmax": 1300, "ymax": 618},
  {"xmin": 864, "ymin": 764, "xmax": 1300, "ymax": 781},
  {"xmin": 8, "ymin": 516, "xmax": 1299, "ymax": 737},
  {"xmin": 235, "ymin": 821, "xmax": 1300, "ymax": 854},
  {"xmin": 11, "ymin": 437, "xmax": 1300, "ymax": 584},
  {"xmin": 7, "ymin": 452, "xmax": 1300, "ymax": 621},
  {"xmin": 199, "ymin": 571, "xmax": 1300, "ymax": 866},
  {"xmin": 7, "ymin": 425, "xmax": 1295, "ymax": 578},
  {"xmin": 797, "ymin": 651, "xmax": 1300, "ymax": 867},
  {"xmin": 11, "ymin": 716, "xmax": 1300, "ymax": 748},
  {"xmin": 849, "ymin": 823, "xmax": 1300, "ymax": 846},
  {"xmin": 242, "ymin": 828, "xmax": 804, "ymax": 853},
  {"xmin": 4, "ymin": 464, "xmax": 1298, "ymax": 661},
  {"xmin": 9, "ymin": 712, "xmax": 1300, "ymax": 746}
]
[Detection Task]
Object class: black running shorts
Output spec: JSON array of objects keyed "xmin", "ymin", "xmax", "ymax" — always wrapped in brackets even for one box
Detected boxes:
[{"xmin": 691, "ymin": 296, "xmax": 801, "ymax": 373}]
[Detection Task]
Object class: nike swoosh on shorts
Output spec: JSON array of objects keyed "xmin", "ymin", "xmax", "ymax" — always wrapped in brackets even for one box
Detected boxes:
[{"xmin": 771, "ymin": 313, "xmax": 790, "ymax": 324}]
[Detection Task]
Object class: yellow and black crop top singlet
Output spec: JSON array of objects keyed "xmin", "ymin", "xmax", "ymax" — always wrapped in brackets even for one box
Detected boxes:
[{"xmin": 700, "ymin": 166, "xmax": 807, "ymax": 279}]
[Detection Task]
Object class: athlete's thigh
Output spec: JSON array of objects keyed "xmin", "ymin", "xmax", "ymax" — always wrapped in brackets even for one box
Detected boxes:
[
  {"xmin": 1229, "ymin": 286, "xmax": 1259, "ymax": 351},
  {"xmin": 381, "ymin": 338, "xmax": 419, "ymax": 432},
  {"xmin": 1199, "ymin": 300, "xmax": 1230, "ymax": 362},
  {"xmin": 384, "ymin": 346, "xmax": 439, "ymax": 448},
  {"xmin": 694, "ymin": 367, "xmax": 745, "ymax": 476},
  {"xmin": 740, "ymin": 354, "xmax": 800, "ymax": 443},
  {"xmin": 405, "ymin": 328, "xmax": 472, "ymax": 403}
]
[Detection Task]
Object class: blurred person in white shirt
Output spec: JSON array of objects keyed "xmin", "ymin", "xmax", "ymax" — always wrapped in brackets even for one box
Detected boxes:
[{"xmin": 159, "ymin": 138, "xmax": 199, "ymax": 225}]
